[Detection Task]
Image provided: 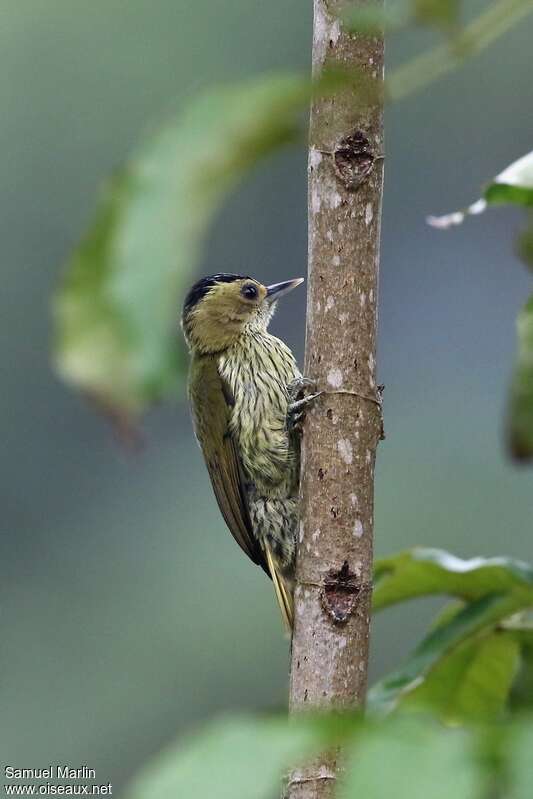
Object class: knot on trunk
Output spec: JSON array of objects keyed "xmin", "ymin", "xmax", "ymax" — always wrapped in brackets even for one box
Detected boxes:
[
  {"xmin": 321, "ymin": 561, "xmax": 360, "ymax": 623},
  {"xmin": 334, "ymin": 131, "xmax": 375, "ymax": 190}
]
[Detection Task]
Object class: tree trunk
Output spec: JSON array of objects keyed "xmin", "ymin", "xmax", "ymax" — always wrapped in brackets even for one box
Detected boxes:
[{"xmin": 287, "ymin": 1, "xmax": 384, "ymax": 796}]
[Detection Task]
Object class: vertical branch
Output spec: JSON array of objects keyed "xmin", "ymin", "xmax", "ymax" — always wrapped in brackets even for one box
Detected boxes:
[{"xmin": 288, "ymin": 1, "xmax": 384, "ymax": 796}]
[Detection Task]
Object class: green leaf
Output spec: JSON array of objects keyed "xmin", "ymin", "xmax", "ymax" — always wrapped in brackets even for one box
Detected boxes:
[
  {"xmin": 53, "ymin": 74, "xmax": 310, "ymax": 417},
  {"xmin": 402, "ymin": 631, "xmax": 521, "ymax": 722},
  {"xmin": 509, "ymin": 627, "xmax": 533, "ymax": 711},
  {"xmin": 412, "ymin": 0, "xmax": 461, "ymax": 31},
  {"xmin": 484, "ymin": 152, "xmax": 533, "ymax": 207},
  {"xmin": 342, "ymin": 0, "xmax": 460, "ymax": 35},
  {"xmin": 339, "ymin": 717, "xmax": 481, "ymax": 799},
  {"xmin": 373, "ymin": 548, "xmax": 533, "ymax": 610},
  {"xmin": 427, "ymin": 150, "xmax": 533, "ymax": 229},
  {"xmin": 368, "ymin": 594, "xmax": 521, "ymax": 714},
  {"xmin": 516, "ymin": 213, "xmax": 533, "ymax": 269},
  {"xmin": 371, "ymin": 551, "xmax": 533, "ymax": 717},
  {"xmin": 508, "ymin": 294, "xmax": 533, "ymax": 461},
  {"xmin": 342, "ymin": 1, "xmax": 409, "ymax": 34},
  {"xmin": 126, "ymin": 715, "xmax": 325, "ymax": 799},
  {"xmin": 507, "ymin": 719, "xmax": 533, "ymax": 799}
]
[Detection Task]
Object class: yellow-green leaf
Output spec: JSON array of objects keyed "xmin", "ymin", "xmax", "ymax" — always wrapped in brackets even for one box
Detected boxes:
[{"xmin": 53, "ymin": 74, "xmax": 310, "ymax": 417}]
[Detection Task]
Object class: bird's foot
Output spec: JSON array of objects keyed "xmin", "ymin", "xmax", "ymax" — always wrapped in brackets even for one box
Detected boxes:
[
  {"xmin": 287, "ymin": 376, "xmax": 317, "ymax": 401},
  {"xmin": 286, "ymin": 377, "xmax": 322, "ymax": 433}
]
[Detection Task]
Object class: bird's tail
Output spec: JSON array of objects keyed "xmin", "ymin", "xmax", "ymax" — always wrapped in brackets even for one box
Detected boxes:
[{"xmin": 265, "ymin": 546, "xmax": 294, "ymax": 633}]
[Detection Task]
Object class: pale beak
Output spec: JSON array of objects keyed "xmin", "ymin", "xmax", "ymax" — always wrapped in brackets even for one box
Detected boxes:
[{"xmin": 265, "ymin": 278, "xmax": 304, "ymax": 304}]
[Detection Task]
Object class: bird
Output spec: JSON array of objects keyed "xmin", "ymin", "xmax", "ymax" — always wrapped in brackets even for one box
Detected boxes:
[{"xmin": 181, "ymin": 273, "xmax": 313, "ymax": 630}]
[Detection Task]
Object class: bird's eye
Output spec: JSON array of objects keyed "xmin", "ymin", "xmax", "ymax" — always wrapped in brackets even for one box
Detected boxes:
[{"xmin": 241, "ymin": 283, "xmax": 258, "ymax": 300}]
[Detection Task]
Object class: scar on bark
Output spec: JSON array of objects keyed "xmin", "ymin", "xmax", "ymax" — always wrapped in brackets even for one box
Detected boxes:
[
  {"xmin": 334, "ymin": 130, "xmax": 376, "ymax": 190},
  {"xmin": 321, "ymin": 561, "xmax": 361, "ymax": 623}
]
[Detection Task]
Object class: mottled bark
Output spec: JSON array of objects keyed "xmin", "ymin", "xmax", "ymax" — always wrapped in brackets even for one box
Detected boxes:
[{"xmin": 287, "ymin": 1, "xmax": 384, "ymax": 797}]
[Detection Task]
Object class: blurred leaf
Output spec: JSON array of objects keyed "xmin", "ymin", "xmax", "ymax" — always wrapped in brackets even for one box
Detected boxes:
[
  {"xmin": 507, "ymin": 720, "xmax": 533, "ymax": 799},
  {"xmin": 342, "ymin": 1, "xmax": 409, "ymax": 34},
  {"xmin": 413, "ymin": 0, "xmax": 460, "ymax": 31},
  {"xmin": 368, "ymin": 594, "xmax": 521, "ymax": 714},
  {"xmin": 342, "ymin": 0, "xmax": 459, "ymax": 35},
  {"xmin": 485, "ymin": 152, "xmax": 533, "ymax": 207},
  {"xmin": 371, "ymin": 551, "xmax": 533, "ymax": 716},
  {"xmin": 427, "ymin": 154, "xmax": 533, "ymax": 463},
  {"xmin": 53, "ymin": 74, "xmax": 310, "ymax": 417},
  {"xmin": 373, "ymin": 548, "xmax": 533, "ymax": 610},
  {"xmin": 427, "ymin": 598, "xmax": 466, "ymax": 631},
  {"xmin": 509, "ymin": 628, "xmax": 533, "ymax": 710},
  {"xmin": 428, "ymin": 150, "xmax": 533, "ymax": 229},
  {"xmin": 402, "ymin": 631, "xmax": 520, "ymax": 722},
  {"xmin": 516, "ymin": 213, "xmax": 533, "ymax": 269},
  {"xmin": 126, "ymin": 715, "xmax": 325, "ymax": 799},
  {"xmin": 340, "ymin": 717, "xmax": 480, "ymax": 799},
  {"xmin": 389, "ymin": 0, "xmax": 533, "ymax": 103},
  {"xmin": 508, "ymin": 294, "xmax": 533, "ymax": 460}
]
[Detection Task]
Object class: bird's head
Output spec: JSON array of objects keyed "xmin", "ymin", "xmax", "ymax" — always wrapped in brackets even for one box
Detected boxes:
[{"xmin": 181, "ymin": 273, "xmax": 304, "ymax": 354}]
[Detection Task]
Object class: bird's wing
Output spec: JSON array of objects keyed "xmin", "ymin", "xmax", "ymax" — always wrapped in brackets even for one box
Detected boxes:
[{"xmin": 189, "ymin": 356, "xmax": 269, "ymax": 575}]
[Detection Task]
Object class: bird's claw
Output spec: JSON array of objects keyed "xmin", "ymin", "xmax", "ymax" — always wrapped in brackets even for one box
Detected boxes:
[
  {"xmin": 287, "ymin": 376, "xmax": 317, "ymax": 402},
  {"xmin": 286, "ymin": 377, "xmax": 321, "ymax": 433}
]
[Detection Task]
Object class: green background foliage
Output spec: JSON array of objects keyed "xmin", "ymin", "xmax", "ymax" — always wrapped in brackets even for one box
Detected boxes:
[
  {"xmin": 53, "ymin": 75, "xmax": 309, "ymax": 415},
  {"xmin": 2, "ymin": 0, "xmax": 533, "ymax": 796}
]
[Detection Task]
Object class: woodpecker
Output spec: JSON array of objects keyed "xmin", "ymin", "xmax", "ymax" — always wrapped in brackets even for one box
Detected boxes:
[{"xmin": 182, "ymin": 273, "xmax": 312, "ymax": 630}]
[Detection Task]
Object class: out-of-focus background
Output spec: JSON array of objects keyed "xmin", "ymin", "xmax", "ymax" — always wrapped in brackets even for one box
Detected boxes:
[{"xmin": 2, "ymin": 0, "xmax": 532, "ymax": 792}]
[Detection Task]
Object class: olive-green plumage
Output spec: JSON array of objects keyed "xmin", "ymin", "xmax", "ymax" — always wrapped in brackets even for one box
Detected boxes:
[{"xmin": 182, "ymin": 273, "xmax": 304, "ymax": 629}]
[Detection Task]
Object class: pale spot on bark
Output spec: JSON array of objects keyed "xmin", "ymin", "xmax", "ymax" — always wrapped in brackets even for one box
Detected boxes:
[
  {"xmin": 327, "ymin": 368, "xmax": 343, "ymax": 388},
  {"xmin": 368, "ymin": 353, "xmax": 375, "ymax": 372},
  {"xmin": 327, "ymin": 229, "xmax": 334, "ymax": 242},
  {"xmin": 365, "ymin": 203, "xmax": 373, "ymax": 225},
  {"xmin": 332, "ymin": 255, "xmax": 341, "ymax": 266},
  {"xmin": 326, "ymin": 190, "xmax": 342, "ymax": 209},
  {"xmin": 354, "ymin": 519, "xmax": 364, "ymax": 537},
  {"xmin": 325, "ymin": 295, "xmax": 335, "ymax": 311},
  {"xmin": 337, "ymin": 438, "xmax": 353, "ymax": 464},
  {"xmin": 338, "ymin": 636, "xmax": 348, "ymax": 649},
  {"xmin": 369, "ymin": 289, "xmax": 374, "ymax": 302},
  {"xmin": 299, "ymin": 521, "xmax": 305, "ymax": 543},
  {"xmin": 311, "ymin": 184, "xmax": 321, "ymax": 214},
  {"xmin": 359, "ymin": 292, "xmax": 366, "ymax": 307},
  {"xmin": 330, "ymin": 17, "xmax": 341, "ymax": 44},
  {"xmin": 365, "ymin": 449, "xmax": 372, "ymax": 464},
  {"xmin": 339, "ymin": 312, "xmax": 348, "ymax": 323},
  {"xmin": 309, "ymin": 147, "xmax": 323, "ymax": 169},
  {"xmin": 338, "ymin": 222, "xmax": 344, "ymax": 234},
  {"xmin": 350, "ymin": 493, "xmax": 358, "ymax": 508},
  {"xmin": 312, "ymin": 528, "xmax": 321, "ymax": 541},
  {"xmin": 313, "ymin": 0, "xmax": 332, "ymax": 64}
]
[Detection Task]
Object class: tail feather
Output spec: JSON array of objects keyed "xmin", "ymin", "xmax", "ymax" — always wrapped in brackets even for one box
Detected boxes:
[{"xmin": 265, "ymin": 546, "xmax": 294, "ymax": 632}]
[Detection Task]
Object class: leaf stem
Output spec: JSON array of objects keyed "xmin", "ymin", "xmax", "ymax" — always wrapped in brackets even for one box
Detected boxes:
[{"xmin": 388, "ymin": 0, "xmax": 533, "ymax": 101}]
